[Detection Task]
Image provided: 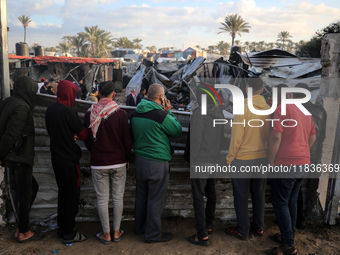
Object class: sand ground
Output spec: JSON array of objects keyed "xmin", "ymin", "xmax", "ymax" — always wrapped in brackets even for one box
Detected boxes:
[{"xmin": 1, "ymin": 217, "xmax": 340, "ymax": 255}]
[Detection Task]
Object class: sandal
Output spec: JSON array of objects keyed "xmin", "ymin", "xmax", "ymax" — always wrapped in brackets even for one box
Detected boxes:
[
  {"xmin": 270, "ymin": 233, "xmax": 282, "ymax": 243},
  {"xmin": 268, "ymin": 246, "xmax": 298, "ymax": 255},
  {"xmin": 63, "ymin": 232, "xmax": 88, "ymax": 244},
  {"xmin": 188, "ymin": 234, "xmax": 210, "ymax": 246},
  {"xmin": 96, "ymin": 232, "xmax": 111, "ymax": 245},
  {"xmin": 18, "ymin": 233, "xmax": 44, "ymax": 243},
  {"xmin": 251, "ymin": 223, "xmax": 264, "ymax": 236},
  {"xmin": 207, "ymin": 228, "xmax": 213, "ymax": 235},
  {"xmin": 225, "ymin": 227, "xmax": 247, "ymax": 240},
  {"xmin": 113, "ymin": 230, "xmax": 124, "ymax": 242}
]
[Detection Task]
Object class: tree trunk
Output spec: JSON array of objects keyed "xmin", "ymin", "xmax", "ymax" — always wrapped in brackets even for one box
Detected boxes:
[{"xmin": 24, "ymin": 27, "xmax": 26, "ymax": 43}]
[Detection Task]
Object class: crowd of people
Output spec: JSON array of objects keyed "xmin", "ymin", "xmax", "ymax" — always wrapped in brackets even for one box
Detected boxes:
[{"xmin": 0, "ymin": 76, "xmax": 327, "ymax": 255}]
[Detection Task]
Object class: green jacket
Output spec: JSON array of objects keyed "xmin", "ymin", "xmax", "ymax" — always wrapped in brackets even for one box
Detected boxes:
[
  {"xmin": 131, "ymin": 98, "xmax": 182, "ymax": 161},
  {"xmin": 0, "ymin": 77, "xmax": 38, "ymax": 166}
]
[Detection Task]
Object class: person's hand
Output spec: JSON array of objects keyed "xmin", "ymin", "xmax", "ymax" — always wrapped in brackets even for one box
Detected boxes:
[
  {"xmin": 74, "ymin": 134, "xmax": 79, "ymax": 140},
  {"xmin": 126, "ymin": 162, "xmax": 130, "ymax": 170},
  {"xmin": 163, "ymin": 98, "xmax": 172, "ymax": 111}
]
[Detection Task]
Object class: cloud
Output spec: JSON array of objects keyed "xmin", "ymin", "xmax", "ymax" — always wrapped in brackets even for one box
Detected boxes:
[{"xmin": 7, "ymin": 0, "xmax": 340, "ymax": 52}]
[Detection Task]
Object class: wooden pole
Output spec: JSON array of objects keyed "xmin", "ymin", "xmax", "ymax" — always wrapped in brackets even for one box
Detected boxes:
[{"xmin": 0, "ymin": 0, "xmax": 10, "ymax": 100}]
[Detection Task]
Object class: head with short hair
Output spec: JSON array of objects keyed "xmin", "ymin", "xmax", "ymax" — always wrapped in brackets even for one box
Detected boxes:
[
  {"xmin": 246, "ymin": 77, "xmax": 263, "ymax": 95},
  {"xmin": 294, "ymin": 83, "xmax": 309, "ymax": 99},
  {"xmin": 275, "ymin": 83, "xmax": 289, "ymax": 105},
  {"xmin": 98, "ymin": 81, "xmax": 115, "ymax": 97},
  {"xmin": 147, "ymin": 84, "xmax": 164, "ymax": 101},
  {"xmin": 140, "ymin": 87, "xmax": 146, "ymax": 95}
]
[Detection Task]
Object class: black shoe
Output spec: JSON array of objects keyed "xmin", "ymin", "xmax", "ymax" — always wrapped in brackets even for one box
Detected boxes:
[
  {"xmin": 135, "ymin": 230, "xmax": 145, "ymax": 236},
  {"xmin": 145, "ymin": 232, "xmax": 173, "ymax": 243},
  {"xmin": 296, "ymin": 221, "xmax": 305, "ymax": 229}
]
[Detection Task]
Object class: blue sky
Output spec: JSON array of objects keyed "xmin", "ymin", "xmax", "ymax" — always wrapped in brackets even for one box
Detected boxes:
[{"xmin": 6, "ymin": 0, "xmax": 340, "ymax": 53}]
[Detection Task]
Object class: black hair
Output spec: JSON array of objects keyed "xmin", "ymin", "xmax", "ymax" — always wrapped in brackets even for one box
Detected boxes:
[
  {"xmin": 294, "ymin": 83, "xmax": 309, "ymax": 98},
  {"xmin": 247, "ymin": 77, "xmax": 263, "ymax": 92},
  {"xmin": 99, "ymin": 81, "xmax": 115, "ymax": 97}
]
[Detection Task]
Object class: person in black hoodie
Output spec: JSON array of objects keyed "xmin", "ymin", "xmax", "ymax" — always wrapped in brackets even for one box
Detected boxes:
[
  {"xmin": 187, "ymin": 86, "xmax": 224, "ymax": 246},
  {"xmin": 45, "ymin": 80, "xmax": 89, "ymax": 244},
  {"xmin": 0, "ymin": 76, "xmax": 40, "ymax": 243}
]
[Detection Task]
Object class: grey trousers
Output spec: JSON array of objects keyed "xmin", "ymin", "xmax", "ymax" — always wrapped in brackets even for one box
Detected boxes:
[
  {"xmin": 92, "ymin": 165, "xmax": 126, "ymax": 233},
  {"xmin": 231, "ymin": 158, "xmax": 267, "ymax": 237},
  {"xmin": 134, "ymin": 156, "xmax": 170, "ymax": 240}
]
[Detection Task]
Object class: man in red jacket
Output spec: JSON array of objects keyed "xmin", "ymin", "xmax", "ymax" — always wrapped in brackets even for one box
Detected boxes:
[
  {"xmin": 45, "ymin": 80, "xmax": 89, "ymax": 244},
  {"xmin": 84, "ymin": 81, "xmax": 132, "ymax": 245}
]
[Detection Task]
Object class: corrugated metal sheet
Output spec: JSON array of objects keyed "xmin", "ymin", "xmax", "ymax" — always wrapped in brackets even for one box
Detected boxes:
[{"xmin": 9, "ymin": 55, "xmax": 118, "ymax": 65}]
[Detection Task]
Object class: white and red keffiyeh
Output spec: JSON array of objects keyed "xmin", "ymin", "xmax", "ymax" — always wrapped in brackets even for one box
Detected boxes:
[{"xmin": 89, "ymin": 97, "xmax": 118, "ymax": 139}]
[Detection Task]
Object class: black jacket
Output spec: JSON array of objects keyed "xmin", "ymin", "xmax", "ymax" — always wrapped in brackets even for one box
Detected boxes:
[
  {"xmin": 126, "ymin": 94, "xmax": 136, "ymax": 106},
  {"xmin": 0, "ymin": 76, "xmax": 38, "ymax": 166},
  {"xmin": 136, "ymin": 93, "xmax": 144, "ymax": 105},
  {"xmin": 303, "ymin": 101, "xmax": 327, "ymax": 164}
]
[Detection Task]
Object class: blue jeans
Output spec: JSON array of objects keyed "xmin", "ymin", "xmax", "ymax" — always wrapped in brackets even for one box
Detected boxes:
[{"xmin": 270, "ymin": 178, "xmax": 303, "ymax": 247}]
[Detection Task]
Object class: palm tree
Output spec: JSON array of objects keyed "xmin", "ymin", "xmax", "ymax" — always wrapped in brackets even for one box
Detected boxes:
[
  {"xmin": 208, "ymin": 45, "xmax": 215, "ymax": 53},
  {"xmin": 244, "ymin": 41, "xmax": 250, "ymax": 52},
  {"xmin": 267, "ymin": 42, "xmax": 275, "ymax": 50},
  {"xmin": 17, "ymin": 15, "xmax": 32, "ymax": 43},
  {"xmin": 277, "ymin": 31, "xmax": 292, "ymax": 50},
  {"xmin": 57, "ymin": 42, "xmax": 71, "ymax": 56},
  {"xmin": 78, "ymin": 26, "xmax": 113, "ymax": 57},
  {"xmin": 45, "ymin": 46, "xmax": 57, "ymax": 52},
  {"xmin": 69, "ymin": 35, "xmax": 88, "ymax": 57},
  {"xmin": 218, "ymin": 14, "xmax": 251, "ymax": 46},
  {"xmin": 115, "ymin": 37, "xmax": 134, "ymax": 48},
  {"xmin": 216, "ymin": 41, "xmax": 230, "ymax": 55},
  {"xmin": 250, "ymin": 41, "xmax": 257, "ymax": 51},
  {"xmin": 258, "ymin": 41, "xmax": 266, "ymax": 51},
  {"xmin": 133, "ymin": 38, "xmax": 143, "ymax": 49},
  {"xmin": 97, "ymin": 31, "xmax": 114, "ymax": 57},
  {"xmin": 146, "ymin": 46, "xmax": 156, "ymax": 52}
]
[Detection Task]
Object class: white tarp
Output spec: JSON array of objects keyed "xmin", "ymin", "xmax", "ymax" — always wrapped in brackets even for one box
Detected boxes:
[{"xmin": 125, "ymin": 65, "xmax": 146, "ymax": 96}]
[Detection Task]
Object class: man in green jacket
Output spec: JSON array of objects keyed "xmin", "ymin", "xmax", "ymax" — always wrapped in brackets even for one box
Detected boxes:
[
  {"xmin": 131, "ymin": 83, "xmax": 182, "ymax": 243},
  {"xmin": 0, "ymin": 76, "xmax": 39, "ymax": 243}
]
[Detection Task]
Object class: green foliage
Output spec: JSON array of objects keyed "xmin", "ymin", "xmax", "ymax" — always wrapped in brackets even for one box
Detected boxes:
[
  {"xmin": 17, "ymin": 15, "xmax": 32, "ymax": 43},
  {"xmin": 295, "ymin": 36, "xmax": 321, "ymax": 58},
  {"xmin": 115, "ymin": 37, "xmax": 135, "ymax": 48},
  {"xmin": 276, "ymin": 31, "xmax": 292, "ymax": 50},
  {"xmin": 218, "ymin": 14, "xmax": 251, "ymax": 46},
  {"xmin": 316, "ymin": 20, "xmax": 340, "ymax": 37},
  {"xmin": 216, "ymin": 41, "xmax": 230, "ymax": 55}
]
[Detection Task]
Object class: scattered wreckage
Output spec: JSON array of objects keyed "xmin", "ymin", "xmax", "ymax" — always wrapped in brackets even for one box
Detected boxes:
[{"xmin": 124, "ymin": 48, "xmax": 321, "ymax": 112}]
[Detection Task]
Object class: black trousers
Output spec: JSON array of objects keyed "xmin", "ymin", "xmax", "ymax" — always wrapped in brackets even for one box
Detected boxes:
[
  {"xmin": 134, "ymin": 156, "xmax": 170, "ymax": 241},
  {"xmin": 52, "ymin": 163, "xmax": 80, "ymax": 236},
  {"xmin": 6, "ymin": 161, "xmax": 39, "ymax": 233},
  {"xmin": 190, "ymin": 178, "xmax": 216, "ymax": 239}
]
